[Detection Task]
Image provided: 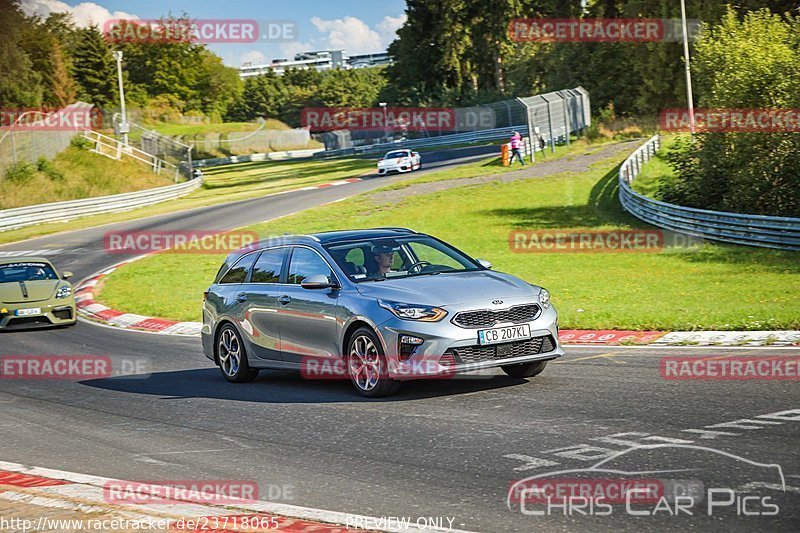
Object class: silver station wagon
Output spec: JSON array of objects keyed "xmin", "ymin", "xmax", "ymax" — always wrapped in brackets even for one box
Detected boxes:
[{"xmin": 201, "ymin": 228, "xmax": 563, "ymax": 396}]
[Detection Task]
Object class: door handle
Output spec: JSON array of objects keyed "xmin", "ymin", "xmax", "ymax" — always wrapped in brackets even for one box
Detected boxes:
[
  {"xmin": 235, "ymin": 292, "xmax": 247, "ymax": 302},
  {"xmin": 278, "ymin": 295, "xmax": 292, "ymax": 305}
]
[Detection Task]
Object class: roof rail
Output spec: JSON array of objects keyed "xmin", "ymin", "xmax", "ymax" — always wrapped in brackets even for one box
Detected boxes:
[{"xmin": 374, "ymin": 227, "xmax": 416, "ymax": 233}]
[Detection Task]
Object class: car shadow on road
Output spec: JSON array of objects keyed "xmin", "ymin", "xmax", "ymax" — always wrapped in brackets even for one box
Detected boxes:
[{"xmin": 81, "ymin": 367, "xmax": 530, "ymax": 403}]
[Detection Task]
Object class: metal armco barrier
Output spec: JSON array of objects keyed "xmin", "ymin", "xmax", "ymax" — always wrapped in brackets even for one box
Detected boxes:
[
  {"xmin": 619, "ymin": 135, "xmax": 800, "ymax": 250},
  {"xmin": 0, "ymin": 178, "xmax": 202, "ymax": 232},
  {"xmin": 190, "ymin": 148, "xmax": 324, "ymax": 170}
]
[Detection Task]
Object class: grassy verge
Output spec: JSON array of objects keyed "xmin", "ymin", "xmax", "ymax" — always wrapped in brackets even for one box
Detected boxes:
[
  {"xmin": 149, "ymin": 120, "xmax": 289, "ymax": 137},
  {"xmin": 0, "ymin": 145, "xmax": 173, "ymax": 210},
  {"xmin": 0, "ymin": 157, "xmax": 374, "ymax": 246},
  {"xmin": 630, "ymin": 134, "xmax": 681, "ymax": 198},
  {"xmin": 384, "ymin": 137, "xmax": 613, "ymax": 190},
  {"xmin": 98, "ymin": 144, "xmax": 800, "ymax": 330}
]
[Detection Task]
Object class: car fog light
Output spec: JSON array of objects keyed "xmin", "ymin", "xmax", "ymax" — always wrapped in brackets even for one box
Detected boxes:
[
  {"xmin": 399, "ymin": 335, "xmax": 424, "ymax": 361},
  {"xmin": 400, "ymin": 335, "xmax": 424, "ymax": 345}
]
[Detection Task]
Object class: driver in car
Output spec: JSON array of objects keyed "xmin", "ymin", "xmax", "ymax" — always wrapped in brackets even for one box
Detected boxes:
[{"xmin": 371, "ymin": 245, "xmax": 396, "ymax": 276}]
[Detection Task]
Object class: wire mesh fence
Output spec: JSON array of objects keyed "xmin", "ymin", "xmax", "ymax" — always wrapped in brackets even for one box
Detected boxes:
[
  {"xmin": 185, "ymin": 128, "xmax": 313, "ymax": 155},
  {"xmin": 113, "ymin": 115, "xmax": 192, "ymax": 171},
  {"xmin": 0, "ymin": 102, "xmax": 94, "ymax": 181},
  {"xmin": 315, "ymin": 87, "xmax": 589, "ymax": 151}
]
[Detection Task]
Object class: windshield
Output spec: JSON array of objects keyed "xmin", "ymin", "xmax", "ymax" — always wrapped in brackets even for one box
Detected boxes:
[
  {"xmin": 325, "ymin": 236, "xmax": 480, "ymax": 282},
  {"xmin": 0, "ymin": 262, "xmax": 58, "ymax": 282},
  {"xmin": 384, "ymin": 151, "xmax": 408, "ymax": 159}
]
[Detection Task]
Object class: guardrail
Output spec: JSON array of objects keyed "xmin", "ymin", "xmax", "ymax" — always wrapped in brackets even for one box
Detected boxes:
[
  {"xmin": 0, "ymin": 178, "xmax": 202, "ymax": 232},
  {"xmin": 619, "ymin": 135, "xmax": 800, "ymax": 251}
]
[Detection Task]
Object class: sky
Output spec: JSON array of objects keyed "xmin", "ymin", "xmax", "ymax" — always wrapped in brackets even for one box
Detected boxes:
[{"xmin": 19, "ymin": 0, "xmax": 409, "ymax": 67}]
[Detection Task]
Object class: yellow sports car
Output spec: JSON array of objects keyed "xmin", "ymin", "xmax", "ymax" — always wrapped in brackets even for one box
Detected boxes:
[{"xmin": 0, "ymin": 257, "xmax": 76, "ymax": 330}]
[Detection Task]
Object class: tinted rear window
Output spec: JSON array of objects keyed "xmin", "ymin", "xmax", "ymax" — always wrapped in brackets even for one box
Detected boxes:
[{"xmin": 219, "ymin": 253, "xmax": 257, "ymax": 284}]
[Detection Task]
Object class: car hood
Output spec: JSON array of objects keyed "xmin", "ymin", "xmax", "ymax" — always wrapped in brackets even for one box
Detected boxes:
[
  {"xmin": 355, "ymin": 270, "xmax": 539, "ymax": 307},
  {"xmin": 0, "ymin": 280, "xmax": 59, "ymax": 303}
]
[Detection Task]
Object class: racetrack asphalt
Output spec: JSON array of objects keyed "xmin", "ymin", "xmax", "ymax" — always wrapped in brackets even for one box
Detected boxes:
[{"xmin": 1, "ymin": 143, "xmax": 798, "ymax": 532}]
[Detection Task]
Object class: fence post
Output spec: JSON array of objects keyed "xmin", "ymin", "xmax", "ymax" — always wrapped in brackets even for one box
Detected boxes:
[
  {"xmin": 545, "ymin": 96, "xmax": 556, "ymax": 153},
  {"xmin": 10, "ymin": 131, "xmax": 17, "ymax": 165}
]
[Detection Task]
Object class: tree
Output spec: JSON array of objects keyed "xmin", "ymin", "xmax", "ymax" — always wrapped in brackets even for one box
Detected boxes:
[
  {"xmin": 196, "ymin": 49, "xmax": 242, "ymax": 118},
  {"xmin": 226, "ymin": 71, "xmax": 287, "ymax": 122},
  {"xmin": 19, "ymin": 15, "xmax": 78, "ymax": 107},
  {"xmin": 661, "ymin": 9, "xmax": 800, "ymax": 216},
  {"xmin": 0, "ymin": 0, "xmax": 42, "ymax": 107},
  {"xmin": 70, "ymin": 25, "xmax": 117, "ymax": 108}
]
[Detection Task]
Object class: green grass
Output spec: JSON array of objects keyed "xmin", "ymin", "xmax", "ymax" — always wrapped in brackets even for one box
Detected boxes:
[
  {"xmin": 0, "ymin": 146, "xmax": 173, "ymax": 209},
  {"xmin": 0, "ymin": 157, "xmax": 373, "ymax": 245},
  {"xmin": 148, "ymin": 120, "xmax": 290, "ymax": 137},
  {"xmin": 98, "ymin": 145, "xmax": 800, "ymax": 330},
  {"xmin": 382, "ymin": 137, "xmax": 613, "ymax": 191},
  {"xmin": 630, "ymin": 134, "xmax": 681, "ymax": 199},
  {"xmin": 201, "ymin": 157, "xmax": 374, "ymax": 191}
]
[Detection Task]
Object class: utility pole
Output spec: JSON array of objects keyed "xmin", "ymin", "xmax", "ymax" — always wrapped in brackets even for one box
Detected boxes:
[
  {"xmin": 113, "ymin": 51, "xmax": 130, "ymax": 147},
  {"xmin": 379, "ymin": 102, "xmax": 388, "ymax": 143},
  {"xmin": 680, "ymin": 0, "xmax": 696, "ymax": 139}
]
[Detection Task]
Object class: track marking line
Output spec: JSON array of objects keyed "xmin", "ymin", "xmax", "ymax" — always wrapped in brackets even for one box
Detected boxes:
[{"xmin": 553, "ymin": 352, "xmax": 623, "ymax": 364}]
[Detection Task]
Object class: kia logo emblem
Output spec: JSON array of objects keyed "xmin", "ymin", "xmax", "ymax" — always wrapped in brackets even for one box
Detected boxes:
[{"xmin": 492, "ymin": 299, "xmax": 503, "ymax": 305}]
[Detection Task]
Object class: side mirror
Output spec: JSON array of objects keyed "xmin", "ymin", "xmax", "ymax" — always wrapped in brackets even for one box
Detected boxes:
[
  {"xmin": 476, "ymin": 258, "xmax": 492, "ymax": 270},
  {"xmin": 301, "ymin": 275, "xmax": 339, "ymax": 290},
  {"xmin": 62, "ymin": 271, "xmax": 73, "ymax": 280}
]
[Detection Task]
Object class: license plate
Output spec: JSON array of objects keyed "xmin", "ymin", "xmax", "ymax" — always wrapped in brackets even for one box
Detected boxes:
[
  {"xmin": 15, "ymin": 308, "xmax": 41, "ymax": 316},
  {"xmin": 477, "ymin": 324, "xmax": 531, "ymax": 345}
]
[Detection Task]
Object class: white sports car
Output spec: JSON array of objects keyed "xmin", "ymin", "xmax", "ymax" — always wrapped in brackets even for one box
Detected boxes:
[{"xmin": 377, "ymin": 149, "xmax": 422, "ymax": 175}]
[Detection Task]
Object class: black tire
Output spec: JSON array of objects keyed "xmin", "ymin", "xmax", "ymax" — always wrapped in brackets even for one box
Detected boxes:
[
  {"xmin": 216, "ymin": 324, "xmax": 258, "ymax": 383},
  {"xmin": 501, "ymin": 360, "xmax": 548, "ymax": 378},
  {"xmin": 346, "ymin": 327, "xmax": 400, "ymax": 397}
]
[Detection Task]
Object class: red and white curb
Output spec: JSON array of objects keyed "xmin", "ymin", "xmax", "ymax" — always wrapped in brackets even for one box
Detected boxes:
[
  {"xmin": 76, "ymin": 256, "xmax": 203, "ymax": 336},
  {"xmin": 75, "ymin": 177, "xmax": 368, "ymax": 335},
  {"xmin": 77, "ymin": 266, "xmax": 800, "ymax": 349},
  {"xmin": 0, "ymin": 461, "xmax": 473, "ymax": 533}
]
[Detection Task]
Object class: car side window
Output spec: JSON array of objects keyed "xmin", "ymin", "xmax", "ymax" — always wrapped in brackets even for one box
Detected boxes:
[
  {"xmin": 287, "ymin": 248, "xmax": 333, "ymax": 285},
  {"xmin": 251, "ymin": 248, "xmax": 285, "ymax": 283},
  {"xmin": 219, "ymin": 253, "xmax": 257, "ymax": 284}
]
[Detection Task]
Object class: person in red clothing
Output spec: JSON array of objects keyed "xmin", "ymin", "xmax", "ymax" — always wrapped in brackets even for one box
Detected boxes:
[{"xmin": 509, "ymin": 132, "xmax": 525, "ymax": 166}]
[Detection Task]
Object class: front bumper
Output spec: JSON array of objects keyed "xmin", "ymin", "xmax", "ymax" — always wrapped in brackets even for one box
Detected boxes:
[
  {"xmin": 377, "ymin": 161, "xmax": 417, "ymax": 174},
  {"xmin": 375, "ymin": 304, "xmax": 563, "ymax": 380},
  {"xmin": 0, "ymin": 301, "xmax": 76, "ymax": 330}
]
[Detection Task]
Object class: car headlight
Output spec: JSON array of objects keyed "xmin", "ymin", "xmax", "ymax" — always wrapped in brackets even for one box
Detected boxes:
[
  {"xmin": 539, "ymin": 288, "xmax": 550, "ymax": 309},
  {"xmin": 56, "ymin": 285, "xmax": 72, "ymax": 299},
  {"xmin": 378, "ymin": 300, "xmax": 447, "ymax": 322}
]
